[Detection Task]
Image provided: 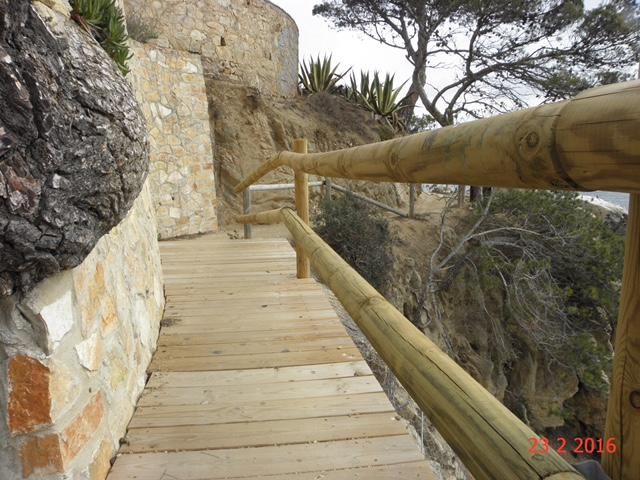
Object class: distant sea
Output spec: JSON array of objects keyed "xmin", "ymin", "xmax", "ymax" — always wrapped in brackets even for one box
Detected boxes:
[
  {"xmin": 422, "ymin": 185, "xmax": 630, "ymax": 212},
  {"xmin": 584, "ymin": 191, "xmax": 629, "ymax": 212}
]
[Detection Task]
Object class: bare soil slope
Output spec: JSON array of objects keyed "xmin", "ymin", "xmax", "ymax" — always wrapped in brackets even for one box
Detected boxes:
[{"xmin": 206, "ymin": 81, "xmax": 408, "ymax": 225}]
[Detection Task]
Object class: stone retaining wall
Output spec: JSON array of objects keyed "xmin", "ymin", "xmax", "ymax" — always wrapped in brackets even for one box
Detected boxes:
[
  {"xmin": 0, "ymin": 182, "xmax": 164, "ymax": 479},
  {"xmin": 129, "ymin": 42, "xmax": 218, "ymax": 239},
  {"xmin": 123, "ymin": 0, "xmax": 299, "ymax": 96}
]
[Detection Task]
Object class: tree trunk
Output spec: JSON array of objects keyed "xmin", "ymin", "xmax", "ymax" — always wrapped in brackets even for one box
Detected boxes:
[{"xmin": 469, "ymin": 186, "xmax": 482, "ymax": 203}]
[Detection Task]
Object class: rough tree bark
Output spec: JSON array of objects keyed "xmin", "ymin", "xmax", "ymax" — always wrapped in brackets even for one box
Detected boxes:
[{"xmin": 0, "ymin": 0, "xmax": 149, "ymax": 296}]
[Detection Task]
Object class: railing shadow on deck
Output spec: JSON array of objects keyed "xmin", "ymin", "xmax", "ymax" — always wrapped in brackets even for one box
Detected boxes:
[{"xmin": 233, "ymin": 80, "xmax": 640, "ymax": 480}]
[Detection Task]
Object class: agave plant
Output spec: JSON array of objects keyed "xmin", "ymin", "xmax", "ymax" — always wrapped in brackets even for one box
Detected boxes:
[
  {"xmin": 347, "ymin": 71, "xmax": 371, "ymax": 104},
  {"xmin": 299, "ymin": 55, "xmax": 350, "ymax": 94},
  {"xmin": 70, "ymin": 0, "xmax": 132, "ymax": 75},
  {"xmin": 349, "ymin": 71, "xmax": 409, "ymax": 130}
]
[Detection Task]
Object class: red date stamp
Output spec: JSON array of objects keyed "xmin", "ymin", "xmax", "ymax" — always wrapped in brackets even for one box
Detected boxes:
[{"xmin": 528, "ymin": 437, "xmax": 618, "ymax": 455}]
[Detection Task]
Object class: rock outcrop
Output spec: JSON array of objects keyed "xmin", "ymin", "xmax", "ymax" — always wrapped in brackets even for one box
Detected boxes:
[{"xmin": 0, "ymin": 0, "xmax": 149, "ymax": 296}]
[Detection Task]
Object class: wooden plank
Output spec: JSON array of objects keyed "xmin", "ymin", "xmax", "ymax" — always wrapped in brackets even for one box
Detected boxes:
[
  {"xmin": 129, "ymin": 392, "xmax": 393, "ymax": 428},
  {"xmin": 149, "ymin": 346, "xmax": 363, "ymax": 372},
  {"xmin": 165, "ymin": 287, "xmax": 326, "ymax": 296},
  {"xmin": 123, "ymin": 412, "xmax": 408, "ymax": 453},
  {"xmin": 158, "ymin": 313, "xmax": 341, "ymax": 330},
  {"xmin": 236, "ymin": 462, "xmax": 434, "ymax": 480},
  {"xmin": 163, "ymin": 307, "xmax": 335, "ymax": 318},
  {"xmin": 152, "ymin": 337, "xmax": 355, "ymax": 359},
  {"xmin": 164, "ymin": 275, "xmax": 298, "ymax": 285},
  {"xmin": 157, "ymin": 327, "xmax": 350, "ymax": 346},
  {"xmin": 603, "ymin": 193, "xmax": 640, "ymax": 480},
  {"xmin": 108, "ymin": 436, "xmax": 426, "ymax": 480},
  {"xmin": 146, "ymin": 361, "xmax": 372, "ymax": 388},
  {"xmin": 157, "ymin": 321, "xmax": 343, "ymax": 335},
  {"xmin": 163, "ymin": 289, "xmax": 326, "ymax": 299},
  {"xmin": 162, "ymin": 271, "xmax": 297, "ymax": 280},
  {"xmin": 159, "ymin": 309, "xmax": 340, "ymax": 324},
  {"xmin": 137, "ymin": 376, "xmax": 381, "ymax": 407},
  {"xmin": 164, "ymin": 304, "xmax": 335, "ymax": 315},
  {"xmin": 162, "ymin": 262, "xmax": 296, "ymax": 271},
  {"xmin": 165, "ymin": 275, "xmax": 315, "ymax": 282},
  {"xmin": 164, "ymin": 297, "xmax": 331, "ymax": 307},
  {"xmin": 163, "ymin": 308, "xmax": 335, "ymax": 318}
]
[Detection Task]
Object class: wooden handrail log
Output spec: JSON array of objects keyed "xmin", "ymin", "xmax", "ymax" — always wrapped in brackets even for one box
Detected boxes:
[
  {"xmin": 249, "ymin": 181, "xmax": 324, "ymax": 192},
  {"xmin": 235, "ymin": 209, "xmax": 283, "ymax": 225},
  {"xmin": 237, "ymin": 207, "xmax": 582, "ymax": 480},
  {"xmin": 234, "ymin": 80, "xmax": 640, "ymax": 194}
]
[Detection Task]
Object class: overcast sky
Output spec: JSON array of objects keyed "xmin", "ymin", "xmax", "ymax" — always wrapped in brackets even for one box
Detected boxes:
[{"xmin": 271, "ymin": 1, "xmax": 419, "ymax": 90}]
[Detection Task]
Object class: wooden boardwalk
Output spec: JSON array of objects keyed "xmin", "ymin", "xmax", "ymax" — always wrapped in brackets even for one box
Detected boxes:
[{"xmin": 108, "ymin": 234, "xmax": 435, "ymax": 479}]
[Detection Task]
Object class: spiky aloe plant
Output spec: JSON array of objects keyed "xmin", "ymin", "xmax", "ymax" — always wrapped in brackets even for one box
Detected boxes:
[
  {"xmin": 350, "ymin": 71, "xmax": 408, "ymax": 130},
  {"xmin": 70, "ymin": 0, "xmax": 132, "ymax": 75},
  {"xmin": 299, "ymin": 55, "xmax": 350, "ymax": 94}
]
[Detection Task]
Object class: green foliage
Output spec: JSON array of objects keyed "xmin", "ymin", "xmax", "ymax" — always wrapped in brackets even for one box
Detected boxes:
[
  {"xmin": 406, "ymin": 113, "xmax": 437, "ymax": 134},
  {"xmin": 299, "ymin": 55, "xmax": 350, "ymax": 94},
  {"xmin": 315, "ymin": 193, "xmax": 392, "ymax": 290},
  {"xmin": 464, "ymin": 190, "xmax": 624, "ymax": 391},
  {"xmin": 70, "ymin": 0, "xmax": 132, "ymax": 75},
  {"xmin": 126, "ymin": 11, "xmax": 159, "ymax": 43},
  {"xmin": 348, "ymin": 71, "xmax": 408, "ymax": 129}
]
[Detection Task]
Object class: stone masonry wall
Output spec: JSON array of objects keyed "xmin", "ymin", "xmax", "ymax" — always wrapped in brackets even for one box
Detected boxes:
[
  {"xmin": 129, "ymin": 42, "xmax": 218, "ymax": 239},
  {"xmin": 0, "ymin": 181, "xmax": 164, "ymax": 479},
  {"xmin": 124, "ymin": 0, "xmax": 299, "ymax": 96}
]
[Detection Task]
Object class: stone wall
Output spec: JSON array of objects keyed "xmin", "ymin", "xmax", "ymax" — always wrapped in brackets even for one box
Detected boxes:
[
  {"xmin": 0, "ymin": 182, "xmax": 164, "ymax": 480},
  {"xmin": 129, "ymin": 42, "xmax": 218, "ymax": 239},
  {"xmin": 123, "ymin": 0, "xmax": 299, "ymax": 96}
]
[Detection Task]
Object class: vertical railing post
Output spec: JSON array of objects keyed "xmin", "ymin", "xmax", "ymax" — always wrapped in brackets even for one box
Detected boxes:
[
  {"xmin": 457, "ymin": 185, "xmax": 465, "ymax": 207},
  {"xmin": 409, "ymin": 184, "xmax": 416, "ymax": 218},
  {"xmin": 243, "ymin": 188, "xmax": 252, "ymax": 239},
  {"xmin": 294, "ymin": 139, "xmax": 310, "ymax": 278},
  {"xmin": 324, "ymin": 177, "xmax": 332, "ymax": 201},
  {"xmin": 603, "ymin": 193, "xmax": 640, "ymax": 480}
]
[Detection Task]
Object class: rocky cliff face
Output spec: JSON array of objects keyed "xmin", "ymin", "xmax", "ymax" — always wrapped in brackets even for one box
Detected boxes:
[{"xmin": 0, "ymin": 0, "xmax": 149, "ymax": 296}]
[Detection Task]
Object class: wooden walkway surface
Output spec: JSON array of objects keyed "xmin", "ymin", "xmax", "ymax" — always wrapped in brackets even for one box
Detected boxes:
[{"xmin": 108, "ymin": 234, "xmax": 435, "ymax": 479}]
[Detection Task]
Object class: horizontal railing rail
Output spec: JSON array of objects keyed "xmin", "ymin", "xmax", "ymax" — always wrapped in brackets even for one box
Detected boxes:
[
  {"xmin": 242, "ymin": 180, "xmax": 324, "ymax": 239},
  {"xmin": 234, "ymin": 81, "xmax": 640, "ymax": 195},
  {"xmin": 329, "ymin": 182, "xmax": 409, "ymax": 218},
  {"xmin": 233, "ymin": 80, "xmax": 640, "ymax": 480},
  {"xmin": 249, "ymin": 181, "xmax": 325, "ymax": 192}
]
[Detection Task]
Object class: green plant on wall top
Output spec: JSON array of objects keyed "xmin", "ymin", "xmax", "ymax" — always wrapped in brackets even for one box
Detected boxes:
[
  {"xmin": 299, "ymin": 55, "xmax": 350, "ymax": 94},
  {"xmin": 69, "ymin": 0, "xmax": 132, "ymax": 75}
]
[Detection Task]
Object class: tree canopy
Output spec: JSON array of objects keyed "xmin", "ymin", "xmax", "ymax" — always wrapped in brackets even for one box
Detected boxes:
[{"xmin": 313, "ymin": 0, "xmax": 640, "ymax": 126}]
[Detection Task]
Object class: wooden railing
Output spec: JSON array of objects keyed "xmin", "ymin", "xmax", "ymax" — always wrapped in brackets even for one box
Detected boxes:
[
  {"xmin": 242, "ymin": 179, "xmax": 412, "ymax": 239},
  {"xmin": 234, "ymin": 80, "xmax": 640, "ymax": 480},
  {"xmin": 241, "ymin": 181, "xmax": 324, "ymax": 239}
]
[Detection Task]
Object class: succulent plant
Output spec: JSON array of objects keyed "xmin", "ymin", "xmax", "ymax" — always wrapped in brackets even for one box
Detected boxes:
[
  {"xmin": 299, "ymin": 55, "xmax": 350, "ymax": 94},
  {"xmin": 70, "ymin": 0, "xmax": 132, "ymax": 75}
]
